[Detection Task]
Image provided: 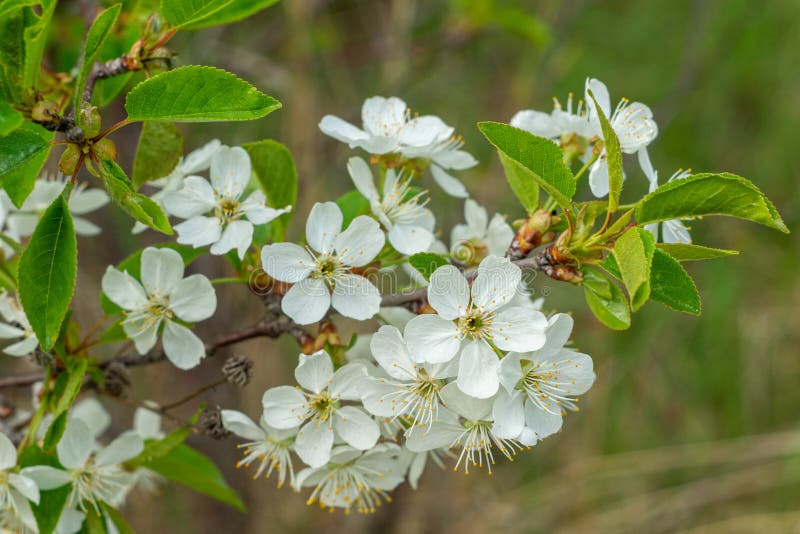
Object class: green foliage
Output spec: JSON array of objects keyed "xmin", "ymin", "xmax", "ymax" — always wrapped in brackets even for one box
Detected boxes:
[
  {"xmin": 244, "ymin": 139, "xmax": 297, "ymax": 240},
  {"xmin": 583, "ymin": 267, "xmax": 631, "ymax": 330},
  {"xmin": 0, "ymin": 1, "xmax": 56, "ymax": 100},
  {"xmin": 588, "ymin": 90, "xmax": 622, "ymax": 211},
  {"xmin": 0, "ymin": 99, "xmax": 23, "ymax": 134},
  {"xmin": 649, "ymin": 248, "xmax": 701, "ymax": 315},
  {"xmin": 124, "ymin": 66, "xmax": 281, "ymax": 122},
  {"xmin": 136, "ymin": 443, "xmax": 246, "ymax": 511},
  {"xmin": 336, "ymin": 190, "xmax": 371, "ymax": 227},
  {"xmin": 100, "ymin": 503, "xmax": 135, "ymax": 534},
  {"xmin": 636, "ymin": 172, "xmax": 788, "ymax": 233},
  {"xmin": 74, "ymin": 4, "xmax": 121, "ymax": 112},
  {"xmin": 128, "ymin": 427, "xmax": 190, "ymax": 467},
  {"xmin": 132, "ymin": 121, "xmax": 184, "ymax": 188},
  {"xmin": 478, "ymin": 121, "xmax": 576, "ymax": 209},
  {"xmin": 611, "ymin": 227, "xmax": 655, "ymax": 311},
  {"xmin": 97, "ymin": 159, "xmax": 173, "ymax": 234},
  {"xmin": 179, "ymin": 0, "xmax": 280, "ymax": 30},
  {"xmin": 655, "ymin": 243, "xmax": 739, "ymax": 262},
  {"xmin": 160, "ymin": 0, "xmax": 234, "ymax": 28},
  {"xmin": 497, "ymin": 152, "xmax": 539, "ymax": 214},
  {"xmin": 19, "ymin": 445, "xmax": 70, "ymax": 534},
  {"xmin": 0, "ymin": 122, "xmax": 53, "ymax": 207},
  {"xmin": 0, "ymin": 125, "xmax": 49, "ymax": 178},
  {"xmin": 408, "ymin": 252, "xmax": 450, "ymax": 281},
  {"xmin": 18, "ymin": 193, "xmax": 77, "ymax": 350}
]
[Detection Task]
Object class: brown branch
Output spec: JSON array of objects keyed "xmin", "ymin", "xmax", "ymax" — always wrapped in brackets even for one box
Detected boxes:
[{"xmin": 83, "ymin": 57, "xmax": 130, "ymax": 104}]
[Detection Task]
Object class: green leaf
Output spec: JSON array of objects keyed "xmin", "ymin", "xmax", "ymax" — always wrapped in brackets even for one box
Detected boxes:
[
  {"xmin": 243, "ymin": 139, "xmax": 297, "ymax": 240},
  {"xmin": 74, "ymin": 3, "xmax": 121, "ymax": 110},
  {"xmin": 97, "ymin": 159, "xmax": 173, "ymax": 234},
  {"xmin": 636, "ymin": 172, "xmax": 788, "ymax": 233},
  {"xmin": 587, "ymin": 90, "xmax": 622, "ymax": 211},
  {"xmin": 125, "ymin": 66, "xmax": 281, "ymax": 122},
  {"xmin": 160, "ymin": 0, "xmax": 234, "ymax": 28},
  {"xmin": 179, "ymin": 0, "xmax": 279, "ymax": 30},
  {"xmin": 100, "ymin": 502, "xmax": 135, "ymax": 534},
  {"xmin": 582, "ymin": 268, "xmax": 630, "ymax": 330},
  {"xmin": 54, "ymin": 358, "xmax": 89, "ymax": 414},
  {"xmin": 97, "ymin": 319, "xmax": 126, "ymax": 344},
  {"xmin": 132, "ymin": 121, "xmax": 183, "ymax": 188},
  {"xmin": 22, "ymin": 0, "xmax": 57, "ymax": 89},
  {"xmin": 408, "ymin": 252, "xmax": 450, "ymax": 281},
  {"xmin": 497, "ymin": 152, "xmax": 539, "ymax": 214},
  {"xmin": 18, "ymin": 193, "xmax": 77, "ymax": 350},
  {"xmin": 0, "ymin": 123, "xmax": 53, "ymax": 207},
  {"xmin": 478, "ymin": 121, "xmax": 576, "ymax": 208},
  {"xmin": 100, "ymin": 243, "xmax": 205, "ymax": 315},
  {"xmin": 19, "ymin": 446, "xmax": 71, "ymax": 534},
  {"xmin": 650, "ymin": 248, "xmax": 701, "ymax": 315},
  {"xmin": 612, "ymin": 227, "xmax": 655, "ymax": 311},
  {"xmin": 336, "ymin": 190, "xmax": 371, "ymax": 227},
  {"xmin": 127, "ymin": 427, "xmax": 190, "ymax": 467},
  {"xmin": 42, "ymin": 410, "xmax": 68, "ymax": 451},
  {"xmin": 656, "ymin": 243, "xmax": 739, "ymax": 262},
  {"xmin": 0, "ymin": 11, "xmax": 25, "ymax": 102},
  {"xmin": 137, "ymin": 444, "xmax": 246, "ymax": 511},
  {"xmin": 0, "ymin": 99, "xmax": 23, "ymax": 134},
  {"xmin": 0, "ymin": 125, "xmax": 49, "ymax": 177}
]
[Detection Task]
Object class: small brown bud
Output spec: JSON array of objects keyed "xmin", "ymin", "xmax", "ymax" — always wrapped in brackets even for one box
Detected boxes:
[
  {"xmin": 198, "ymin": 406, "xmax": 230, "ymax": 440},
  {"xmin": 59, "ymin": 144, "xmax": 82, "ymax": 175},
  {"xmin": 78, "ymin": 105, "xmax": 101, "ymax": 138},
  {"xmin": 222, "ymin": 355, "xmax": 253, "ymax": 387},
  {"xmin": 31, "ymin": 100, "xmax": 59, "ymax": 122},
  {"xmin": 103, "ymin": 362, "xmax": 131, "ymax": 398}
]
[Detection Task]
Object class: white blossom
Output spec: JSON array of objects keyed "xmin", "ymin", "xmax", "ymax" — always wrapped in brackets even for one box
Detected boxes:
[
  {"xmin": 101, "ymin": 247, "xmax": 217, "ymax": 370},
  {"xmin": 496, "ymin": 314, "xmax": 595, "ymax": 445},
  {"xmin": 133, "ymin": 139, "xmax": 221, "ymax": 234},
  {"xmin": 511, "ymin": 92, "xmax": 594, "ymax": 141},
  {"xmin": 261, "ymin": 202, "xmax": 385, "ymax": 325},
  {"xmin": 0, "ymin": 290, "xmax": 38, "ymax": 357},
  {"xmin": 222, "ymin": 409, "xmax": 297, "ymax": 488},
  {"xmin": 584, "ymin": 77, "xmax": 658, "ymax": 198},
  {"xmin": 639, "ymin": 150, "xmax": 692, "ymax": 244},
  {"xmin": 450, "ymin": 199, "xmax": 514, "ymax": 264},
  {"xmin": 319, "ymin": 96, "xmax": 476, "ymax": 197},
  {"xmin": 294, "ymin": 444, "xmax": 404, "ymax": 514},
  {"xmin": 347, "ymin": 156, "xmax": 435, "ymax": 255},
  {"xmin": 261, "ymin": 351, "xmax": 379, "ymax": 468},
  {"xmin": 406, "ymin": 383, "xmax": 523, "ymax": 474},
  {"xmin": 404, "ymin": 256, "xmax": 547, "ymax": 399},
  {"xmin": 0, "ymin": 432, "xmax": 40, "ymax": 533},
  {"xmin": 164, "ymin": 146, "xmax": 290, "ymax": 259}
]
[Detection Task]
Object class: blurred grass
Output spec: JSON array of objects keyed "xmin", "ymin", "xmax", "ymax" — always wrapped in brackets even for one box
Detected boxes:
[{"xmin": 4, "ymin": 0, "xmax": 800, "ymax": 532}]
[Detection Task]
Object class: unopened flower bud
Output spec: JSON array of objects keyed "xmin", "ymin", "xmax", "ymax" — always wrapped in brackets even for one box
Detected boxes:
[
  {"xmin": 222, "ymin": 355, "xmax": 253, "ymax": 387},
  {"xmin": 31, "ymin": 100, "xmax": 59, "ymax": 122},
  {"xmin": 59, "ymin": 144, "xmax": 82, "ymax": 175},
  {"xmin": 103, "ymin": 362, "xmax": 131, "ymax": 398},
  {"xmin": 198, "ymin": 406, "xmax": 230, "ymax": 440},
  {"xmin": 78, "ymin": 105, "xmax": 102, "ymax": 138},
  {"xmin": 92, "ymin": 137, "xmax": 117, "ymax": 161}
]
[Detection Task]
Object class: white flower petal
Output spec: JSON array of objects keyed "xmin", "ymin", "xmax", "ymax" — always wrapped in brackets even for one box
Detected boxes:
[
  {"xmin": 240, "ymin": 190, "xmax": 290, "ymax": 225},
  {"xmin": 294, "ymin": 421, "xmax": 334, "ymax": 468},
  {"xmin": 20, "ymin": 466, "xmax": 71, "ymax": 490},
  {"xmin": 96, "ymin": 432, "xmax": 144, "ymax": 466},
  {"xmin": 388, "ymin": 224, "xmax": 433, "ymax": 255},
  {"xmin": 169, "ymin": 274, "xmax": 217, "ymax": 323},
  {"xmin": 585, "ymin": 77, "xmax": 611, "ymax": 123},
  {"xmin": 295, "ymin": 350, "xmax": 334, "ymax": 394},
  {"xmin": 663, "ymin": 219, "xmax": 691, "ymax": 244},
  {"xmin": 369, "ymin": 325, "xmax": 416, "ymax": 380},
  {"xmin": 464, "ymin": 198, "xmax": 488, "ymax": 236},
  {"xmin": 210, "ymin": 146, "xmax": 251, "ymax": 200},
  {"xmin": 405, "ymin": 420, "xmax": 461, "ymax": 452},
  {"xmin": 433, "ymin": 149, "xmax": 478, "ymax": 170},
  {"xmin": 489, "ymin": 306, "xmax": 547, "ymax": 352},
  {"xmin": 487, "ymin": 214, "xmax": 514, "ymax": 256},
  {"xmin": 68, "ymin": 188, "xmax": 109, "ymax": 215},
  {"xmin": 318, "ymin": 115, "xmax": 370, "ymax": 146},
  {"xmin": 427, "ymin": 265, "xmax": 470, "ymax": 320},
  {"xmin": 334, "ymin": 406, "xmax": 379, "ymax": 450},
  {"xmin": 404, "ymin": 314, "xmax": 461, "ymax": 364},
  {"xmin": 536, "ymin": 313, "xmax": 574, "ymax": 358},
  {"xmin": 306, "ymin": 202, "xmax": 342, "ymax": 254},
  {"xmin": 4, "ymin": 335, "xmax": 38, "ymax": 356},
  {"xmin": 471, "ymin": 256, "xmax": 521, "ymax": 312},
  {"xmin": 162, "ymin": 321, "xmax": 205, "ymax": 370},
  {"xmin": 262, "ymin": 386, "xmax": 309, "ymax": 429},
  {"xmin": 491, "ymin": 390, "xmax": 525, "ymax": 439},
  {"xmin": 72, "ymin": 217, "xmax": 101, "ymax": 236},
  {"xmin": 334, "ymin": 215, "xmax": 385, "ymax": 267},
  {"xmin": 330, "ymin": 363, "xmax": 368, "ymax": 400},
  {"xmin": 0, "ymin": 323, "xmax": 25, "ymax": 339},
  {"xmin": 209, "ymin": 219, "xmax": 253, "ymax": 259},
  {"xmin": 133, "ymin": 408, "xmax": 162, "ymax": 439},
  {"xmin": 281, "ymin": 278, "xmax": 331, "ymax": 325},
  {"xmin": 429, "ymin": 163, "xmax": 468, "ymax": 198},
  {"xmin": 362, "ymin": 96, "xmax": 407, "ymax": 138},
  {"xmin": 261, "ymin": 242, "xmax": 314, "ymax": 283},
  {"xmin": 101, "ymin": 267, "xmax": 147, "ymax": 311},
  {"xmin": 122, "ymin": 316, "xmax": 159, "ymax": 355},
  {"xmin": 141, "ymin": 247, "xmax": 184, "ymax": 296},
  {"xmin": 510, "ymin": 109, "xmax": 562, "ymax": 139},
  {"xmin": 497, "ymin": 352, "xmax": 524, "ymax": 394},
  {"xmin": 0, "ymin": 431, "xmax": 16, "ymax": 469},
  {"xmin": 440, "ymin": 381, "xmax": 494, "ymax": 421},
  {"xmin": 331, "ymin": 273, "xmax": 381, "ymax": 321},
  {"xmin": 522, "ymin": 401, "xmax": 563, "ymax": 443},
  {"xmin": 456, "ymin": 341, "xmax": 500, "ymax": 399},
  {"xmin": 221, "ymin": 410, "xmax": 265, "ymax": 441},
  {"xmin": 346, "ymin": 157, "xmax": 379, "ymax": 201},
  {"xmin": 174, "ymin": 216, "xmax": 222, "ymax": 248},
  {"xmin": 588, "ymin": 155, "xmax": 610, "ymax": 198},
  {"xmin": 162, "ymin": 176, "xmax": 216, "ymax": 218},
  {"xmin": 181, "ymin": 139, "xmax": 222, "ymax": 174},
  {"xmin": 72, "ymin": 398, "xmax": 111, "ymax": 438},
  {"xmin": 399, "ymin": 115, "xmax": 453, "ymax": 147},
  {"xmin": 57, "ymin": 418, "xmax": 93, "ymax": 469}
]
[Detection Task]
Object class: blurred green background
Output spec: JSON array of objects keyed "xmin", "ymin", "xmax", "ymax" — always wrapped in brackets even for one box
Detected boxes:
[{"xmin": 5, "ymin": 0, "xmax": 800, "ymax": 532}]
